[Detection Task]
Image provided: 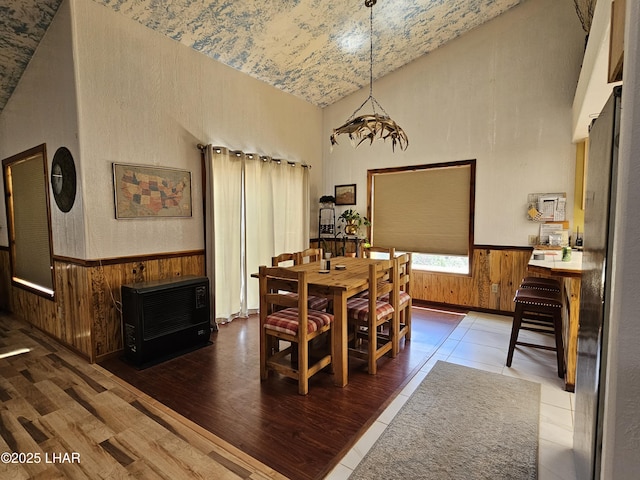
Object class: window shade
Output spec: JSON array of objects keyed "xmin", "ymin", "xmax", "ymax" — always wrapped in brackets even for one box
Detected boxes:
[
  {"xmin": 6, "ymin": 150, "xmax": 54, "ymax": 293},
  {"xmin": 371, "ymin": 162, "xmax": 473, "ymax": 255}
]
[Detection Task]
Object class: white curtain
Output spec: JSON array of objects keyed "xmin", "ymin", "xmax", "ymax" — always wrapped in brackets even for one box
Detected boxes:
[
  {"xmin": 205, "ymin": 145, "xmax": 309, "ymax": 323},
  {"xmin": 205, "ymin": 146, "xmax": 242, "ymax": 323},
  {"xmin": 245, "ymin": 156, "xmax": 273, "ymax": 314}
]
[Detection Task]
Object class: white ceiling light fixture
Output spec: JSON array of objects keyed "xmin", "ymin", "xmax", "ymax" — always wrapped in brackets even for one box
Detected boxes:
[{"xmin": 330, "ymin": 0, "xmax": 409, "ymax": 152}]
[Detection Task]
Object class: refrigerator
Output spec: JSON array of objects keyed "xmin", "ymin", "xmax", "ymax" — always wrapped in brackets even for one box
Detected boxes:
[{"xmin": 573, "ymin": 86, "xmax": 622, "ymax": 480}]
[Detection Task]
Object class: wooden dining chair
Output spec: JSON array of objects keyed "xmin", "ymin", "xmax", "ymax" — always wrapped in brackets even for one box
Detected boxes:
[
  {"xmin": 362, "ymin": 246, "xmax": 396, "ymax": 259},
  {"xmin": 272, "ymin": 251, "xmax": 328, "ymax": 311},
  {"xmin": 298, "ymin": 247, "xmax": 323, "ymax": 264},
  {"xmin": 346, "ymin": 259, "xmax": 397, "ymax": 374},
  {"xmin": 355, "ymin": 246, "xmax": 395, "ymax": 299},
  {"xmin": 272, "ymin": 252, "xmax": 297, "ymax": 267},
  {"xmin": 259, "ymin": 266, "xmax": 334, "ymax": 395},
  {"xmin": 356, "ymin": 254, "xmax": 411, "ymax": 355},
  {"xmin": 393, "ymin": 253, "xmax": 412, "ymax": 352}
]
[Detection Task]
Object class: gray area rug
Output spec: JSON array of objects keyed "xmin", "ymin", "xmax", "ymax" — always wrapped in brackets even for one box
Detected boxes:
[{"xmin": 350, "ymin": 361, "xmax": 540, "ymax": 480}]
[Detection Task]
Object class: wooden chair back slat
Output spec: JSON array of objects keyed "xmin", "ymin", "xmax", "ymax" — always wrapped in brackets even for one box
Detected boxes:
[
  {"xmin": 298, "ymin": 247, "xmax": 323, "ymax": 264},
  {"xmin": 272, "ymin": 252, "xmax": 298, "ymax": 267},
  {"xmin": 362, "ymin": 246, "xmax": 396, "ymax": 259},
  {"xmin": 393, "ymin": 253, "xmax": 412, "ymax": 352}
]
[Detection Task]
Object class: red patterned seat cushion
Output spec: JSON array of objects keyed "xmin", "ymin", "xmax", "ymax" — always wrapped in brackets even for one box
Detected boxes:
[
  {"xmin": 357, "ymin": 291, "xmax": 411, "ymax": 306},
  {"xmin": 380, "ymin": 291, "xmax": 411, "ymax": 306},
  {"xmin": 308, "ymin": 296, "xmax": 329, "ymax": 311},
  {"xmin": 346, "ymin": 297, "xmax": 394, "ymax": 322},
  {"xmin": 282, "ymin": 292, "xmax": 329, "ymax": 311},
  {"xmin": 265, "ymin": 308, "xmax": 333, "ymax": 336}
]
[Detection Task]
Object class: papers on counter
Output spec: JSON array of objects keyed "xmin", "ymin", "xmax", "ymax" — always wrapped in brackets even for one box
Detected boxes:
[{"xmin": 539, "ymin": 223, "xmax": 568, "ymax": 245}]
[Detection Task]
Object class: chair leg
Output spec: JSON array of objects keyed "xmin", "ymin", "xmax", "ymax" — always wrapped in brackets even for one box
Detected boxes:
[
  {"xmin": 405, "ymin": 302, "xmax": 412, "ymax": 341},
  {"xmin": 391, "ymin": 310, "xmax": 399, "ymax": 358},
  {"xmin": 260, "ymin": 327, "xmax": 269, "ymax": 380},
  {"xmin": 506, "ymin": 304, "xmax": 523, "ymax": 367},
  {"xmin": 330, "ymin": 327, "xmax": 336, "ymax": 377},
  {"xmin": 298, "ymin": 339, "xmax": 309, "ymax": 395},
  {"xmin": 291, "ymin": 343, "xmax": 299, "ymax": 368},
  {"xmin": 321, "ymin": 330, "xmax": 335, "ymax": 375},
  {"xmin": 553, "ymin": 310, "xmax": 565, "ymax": 378},
  {"xmin": 368, "ymin": 319, "xmax": 377, "ymax": 375}
]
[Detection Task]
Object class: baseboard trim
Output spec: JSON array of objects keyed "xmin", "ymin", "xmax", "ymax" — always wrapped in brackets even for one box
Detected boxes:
[{"xmin": 412, "ymin": 298, "xmax": 512, "ymax": 317}]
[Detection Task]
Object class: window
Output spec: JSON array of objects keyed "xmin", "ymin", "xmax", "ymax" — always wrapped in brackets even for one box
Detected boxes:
[
  {"xmin": 2, "ymin": 144, "xmax": 55, "ymax": 297},
  {"xmin": 367, "ymin": 160, "xmax": 475, "ymax": 274}
]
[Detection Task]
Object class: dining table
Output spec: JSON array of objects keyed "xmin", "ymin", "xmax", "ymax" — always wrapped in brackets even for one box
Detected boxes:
[{"xmin": 280, "ymin": 255, "xmax": 383, "ymax": 387}]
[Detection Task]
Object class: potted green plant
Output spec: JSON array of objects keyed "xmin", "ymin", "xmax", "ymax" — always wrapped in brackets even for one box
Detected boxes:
[
  {"xmin": 338, "ymin": 209, "xmax": 370, "ymax": 236},
  {"xmin": 319, "ymin": 195, "xmax": 336, "ymax": 207}
]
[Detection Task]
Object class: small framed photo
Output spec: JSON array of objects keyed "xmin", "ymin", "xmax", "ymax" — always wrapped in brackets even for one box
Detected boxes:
[{"xmin": 335, "ymin": 184, "xmax": 356, "ymax": 205}]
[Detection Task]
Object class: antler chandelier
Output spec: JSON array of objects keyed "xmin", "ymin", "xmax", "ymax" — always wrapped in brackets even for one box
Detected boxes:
[{"xmin": 330, "ymin": 0, "xmax": 408, "ymax": 152}]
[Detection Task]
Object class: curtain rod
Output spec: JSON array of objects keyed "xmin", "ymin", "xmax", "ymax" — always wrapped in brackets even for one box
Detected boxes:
[{"xmin": 197, "ymin": 143, "xmax": 310, "ymax": 169}]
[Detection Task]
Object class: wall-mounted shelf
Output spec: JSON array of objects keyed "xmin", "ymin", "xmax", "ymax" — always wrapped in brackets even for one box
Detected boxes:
[{"xmin": 526, "ymin": 193, "xmax": 567, "ymax": 222}]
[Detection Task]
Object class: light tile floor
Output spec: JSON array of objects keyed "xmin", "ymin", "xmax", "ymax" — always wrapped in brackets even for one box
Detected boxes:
[{"xmin": 325, "ymin": 311, "xmax": 577, "ymax": 480}]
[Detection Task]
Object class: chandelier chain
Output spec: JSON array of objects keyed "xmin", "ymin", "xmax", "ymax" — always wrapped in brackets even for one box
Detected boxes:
[
  {"xmin": 345, "ymin": 0, "xmax": 389, "ymax": 121},
  {"xmin": 330, "ymin": 0, "xmax": 408, "ymax": 151},
  {"xmin": 369, "ymin": 4, "xmax": 373, "ymax": 101}
]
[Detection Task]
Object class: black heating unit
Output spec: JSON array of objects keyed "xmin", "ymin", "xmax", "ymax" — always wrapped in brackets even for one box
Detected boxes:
[{"xmin": 121, "ymin": 276, "xmax": 212, "ymax": 368}]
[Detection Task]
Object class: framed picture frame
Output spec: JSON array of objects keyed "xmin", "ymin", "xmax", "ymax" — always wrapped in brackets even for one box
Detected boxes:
[
  {"xmin": 335, "ymin": 184, "xmax": 356, "ymax": 205},
  {"xmin": 113, "ymin": 163, "xmax": 192, "ymax": 219}
]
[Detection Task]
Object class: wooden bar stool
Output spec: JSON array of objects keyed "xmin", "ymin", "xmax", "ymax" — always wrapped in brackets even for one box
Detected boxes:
[
  {"xmin": 520, "ymin": 276, "xmax": 561, "ymax": 292},
  {"xmin": 506, "ymin": 287, "xmax": 565, "ymax": 378}
]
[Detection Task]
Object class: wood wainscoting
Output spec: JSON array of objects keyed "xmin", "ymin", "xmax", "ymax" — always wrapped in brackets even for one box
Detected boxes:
[
  {"xmin": 305, "ymin": 244, "xmax": 533, "ymax": 314},
  {"xmin": 1, "ymin": 245, "xmax": 529, "ymax": 361},
  {"xmin": 0, "ymin": 248, "xmax": 204, "ymax": 362},
  {"xmin": 411, "ymin": 246, "xmax": 533, "ymax": 313}
]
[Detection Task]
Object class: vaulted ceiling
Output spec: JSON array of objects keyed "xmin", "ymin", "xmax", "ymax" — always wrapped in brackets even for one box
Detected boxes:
[{"xmin": 0, "ymin": 0, "xmax": 525, "ymax": 113}]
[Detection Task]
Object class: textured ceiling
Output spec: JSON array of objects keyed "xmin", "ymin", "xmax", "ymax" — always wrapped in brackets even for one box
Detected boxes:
[{"xmin": 0, "ymin": 0, "xmax": 524, "ymax": 112}]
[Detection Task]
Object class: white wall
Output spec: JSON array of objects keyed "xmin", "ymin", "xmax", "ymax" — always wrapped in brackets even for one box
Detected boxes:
[
  {"xmin": 572, "ymin": 0, "xmax": 622, "ymax": 142},
  {"xmin": 71, "ymin": 0, "xmax": 322, "ymax": 259},
  {"xmin": 322, "ymin": 0, "xmax": 585, "ymax": 246},
  {"xmin": 0, "ymin": 0, "xmax": 85, "ymax": 258},
  {"xmin": 0, "ymin": 0, "xmax": 584, "ymax": 256},
  {"xmin": 601, "ymin": 0, "xmax": 640, "ymax": 476}
]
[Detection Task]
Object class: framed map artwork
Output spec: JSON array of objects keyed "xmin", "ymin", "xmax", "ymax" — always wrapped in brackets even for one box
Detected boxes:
[{"xmin": 113, "ymin": 163, "xmax": 192, "ymax": 218}]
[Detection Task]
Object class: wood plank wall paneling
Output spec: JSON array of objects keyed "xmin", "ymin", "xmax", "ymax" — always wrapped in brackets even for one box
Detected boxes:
[
  {"xmin": 3, "ymin": 245, "xmax": 528, "ymax": 360},
  {"xmin": 412, "ymin": 248, "xmax": 532, "ymax": 313},
  {"xmin": 90, "ymin": 254, "xmax": 205, "ymax": 359},
  {"xmin": 0, "ymin": 249, "xmax": 204, "ymax": 363},
  {"xmin": 54, "ymin": 261, "xmax": 93, "ymax": 358},
  {"xmin": 306, "ymin": 244, "xmax": 532, "ymax": 313}
]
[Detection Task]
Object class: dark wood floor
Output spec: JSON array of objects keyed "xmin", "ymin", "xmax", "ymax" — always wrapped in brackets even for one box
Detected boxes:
[{"xmin": 100, "ymin": 306, "xmax": 464, "ymax": 480}]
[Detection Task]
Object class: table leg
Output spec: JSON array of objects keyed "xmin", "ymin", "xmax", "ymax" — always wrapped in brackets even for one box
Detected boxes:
[{"xmin": 333, "ymin": 291, "xmax": 348, "ymax": 387}]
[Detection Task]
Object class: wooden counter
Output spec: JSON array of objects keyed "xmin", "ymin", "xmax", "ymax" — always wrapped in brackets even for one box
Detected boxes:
[{"xmin": 527, "ymin": 250, "xmax": 582, "ymax": 392}]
